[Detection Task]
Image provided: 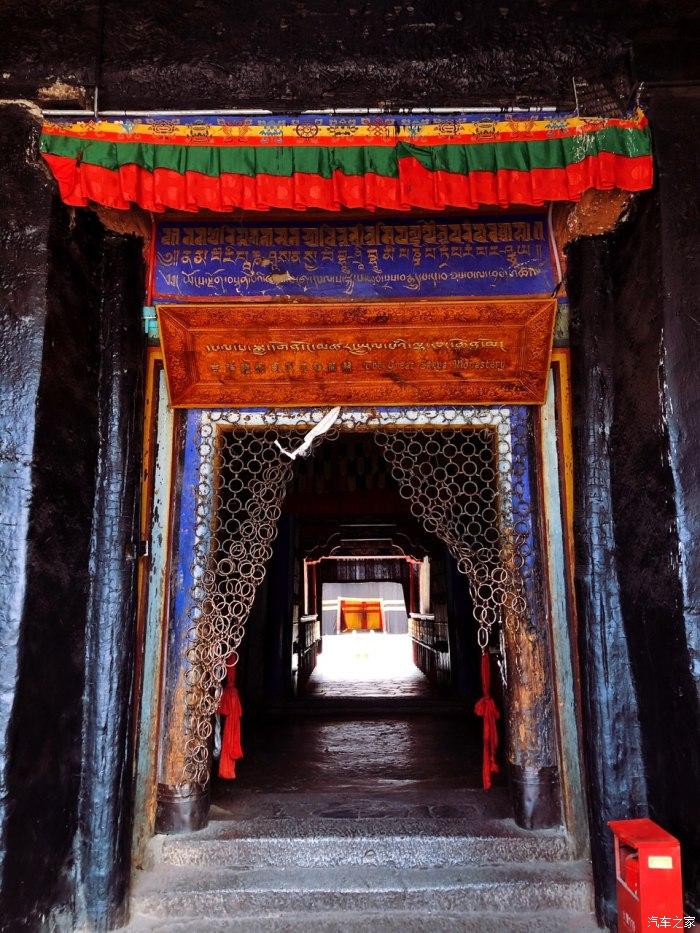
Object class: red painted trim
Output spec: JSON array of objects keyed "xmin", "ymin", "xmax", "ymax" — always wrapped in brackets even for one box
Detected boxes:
[{"xmin": 146, "ymin": 213, "xmax": 157, "ymax": 305}]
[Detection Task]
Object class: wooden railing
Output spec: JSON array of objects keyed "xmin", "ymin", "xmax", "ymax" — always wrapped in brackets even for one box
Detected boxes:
[{"xmin": 408, "ymin": 612, "xmax": 451, "ymax": 687}]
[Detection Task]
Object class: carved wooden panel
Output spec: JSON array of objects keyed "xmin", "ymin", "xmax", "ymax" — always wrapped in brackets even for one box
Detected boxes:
[{"xmin": 157, "ymin": 299, "xmax": 556, "ymax": 408}]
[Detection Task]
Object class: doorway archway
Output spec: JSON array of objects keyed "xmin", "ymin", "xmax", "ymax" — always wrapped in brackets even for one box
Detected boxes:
[{"xmin": 156, "ymin": 404, "xmax": 561, "ymax": 833}]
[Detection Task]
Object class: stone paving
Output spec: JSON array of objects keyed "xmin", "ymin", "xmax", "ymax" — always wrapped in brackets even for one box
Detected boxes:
[
  {"xmin": 125, "ymin": 695, "xmax": 598, "ymax": 930},
  {"xmin": 126, "ymin": 911, "xmax": 601, "ymax": 932},
  {"xmin": 214, "ymin": 710, "xmax": 487, "ymax": 807}
]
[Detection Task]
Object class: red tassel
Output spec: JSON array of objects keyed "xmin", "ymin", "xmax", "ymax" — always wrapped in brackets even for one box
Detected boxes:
[
  {"xmin": 474, "ymin": 650, "xmax": 500, "ymax": 790},
  {"xmin": 217, "ymin": 660, "xmax": 243, "ymax": 780}
]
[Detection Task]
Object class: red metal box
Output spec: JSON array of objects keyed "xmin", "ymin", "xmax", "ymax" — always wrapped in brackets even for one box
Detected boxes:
[{"xmin": 609, "ymin": 818, "xmax": 685, "ymax": 932}]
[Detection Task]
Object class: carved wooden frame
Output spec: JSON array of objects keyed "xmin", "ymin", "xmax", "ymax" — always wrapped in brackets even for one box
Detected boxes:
[{"xmin": 157, "ymin": 298, "xmax": 557, "ymax": 408}]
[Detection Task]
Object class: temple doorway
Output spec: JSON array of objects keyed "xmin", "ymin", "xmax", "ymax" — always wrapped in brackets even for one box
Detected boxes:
[
  {"xmin": 143, "ymin": 395, "xmax": 590, "ymax": 931},
  {"xmin": 158, "ymin": 404, "xmax": 557, "ymax": 831},
  {"xmin": 212, "ymin": 428, "xmax": 486, "ymax": 820},
  {"xmin": 230, "ymin": 427, "xmax": 486, "ymax": 710}
]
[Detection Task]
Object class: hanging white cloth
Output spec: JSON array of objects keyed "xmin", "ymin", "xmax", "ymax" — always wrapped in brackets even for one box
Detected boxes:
[{"xmin": 274, "ymin": 406, "xmax": 342, "ymax": 460}]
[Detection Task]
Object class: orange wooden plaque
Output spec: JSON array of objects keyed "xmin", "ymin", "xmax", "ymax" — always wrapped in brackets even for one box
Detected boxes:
[{"xmin": 157, "ymin": 299, "xmax": 556, "ymax": 408}]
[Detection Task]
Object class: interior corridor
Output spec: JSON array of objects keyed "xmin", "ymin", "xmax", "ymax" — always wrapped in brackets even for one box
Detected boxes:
[
  {"xmin": 129, "ymin": 422, "xmax": 595, "ymax": 931},
  {"xmin": 215, "ymin": 427, "xmax": 498, "ymax": 815}
]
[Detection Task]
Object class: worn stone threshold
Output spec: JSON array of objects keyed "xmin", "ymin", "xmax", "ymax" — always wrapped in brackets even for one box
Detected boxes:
[
  {"xmin": 209, "ymin": 787, "xmax": 513, "ymax": 823},
  {"xmin": 125, "ymin": 908, "xmax": 601, "ymax": 932},
  {"xmin": 130, "ymin": 860, "xmax": 594, "ymax": 914}
]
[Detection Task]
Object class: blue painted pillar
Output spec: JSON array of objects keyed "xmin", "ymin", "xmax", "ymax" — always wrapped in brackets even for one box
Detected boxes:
[{"xmin": 155, "ymin": 410, "xmax": 211, "ymax": 832}]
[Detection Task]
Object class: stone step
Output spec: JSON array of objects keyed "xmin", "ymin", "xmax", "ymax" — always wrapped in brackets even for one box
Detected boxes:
[
  {"xmin": 153, "ymin": 819, "xmax": 572, "ymax": 869},
  {"xmin": 131, "ymin": 861, "xmax": 594, "ymax": 917},
  {"xmin": 126, "ymin": 908, "xmax": 602, "ymax": 932},
  {"xmin": 209, "ymin": 786, "xmax": 514, "ymax": 823}
]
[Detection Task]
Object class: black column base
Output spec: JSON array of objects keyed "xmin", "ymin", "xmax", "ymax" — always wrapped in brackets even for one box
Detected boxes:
[
  {"xmin": 155, "ymin": 783, "xmax": 210, "ymax": 834},
  {"xmin": 509, "ymin": 765, "xmax": 561, "ymax": 829}
]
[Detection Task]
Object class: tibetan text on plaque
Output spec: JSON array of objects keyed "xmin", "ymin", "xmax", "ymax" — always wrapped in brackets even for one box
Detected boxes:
[
  {"xmin": 157, "ymin": 300, "xmax": 557, "ymax": 408},
  {"xmin": 153, "ymin": 217, "xmax": 554, "ymax": 301}
]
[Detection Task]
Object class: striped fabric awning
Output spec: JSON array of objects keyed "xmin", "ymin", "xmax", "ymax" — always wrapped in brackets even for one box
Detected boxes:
[{"xmin": 40, "ymin": 111, "xmax": 653, "ymax": 214}]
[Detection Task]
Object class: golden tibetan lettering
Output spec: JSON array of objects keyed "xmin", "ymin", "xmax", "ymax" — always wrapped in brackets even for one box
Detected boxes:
[{"xmin": 157, "ymin": 299, "xmax": 557, "ymax": 408}]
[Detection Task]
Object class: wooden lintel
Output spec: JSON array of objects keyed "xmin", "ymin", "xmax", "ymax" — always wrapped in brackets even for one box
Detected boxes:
[{"xmin": 157, "ymin": 298, "xmax": 557, "ymax": 408}]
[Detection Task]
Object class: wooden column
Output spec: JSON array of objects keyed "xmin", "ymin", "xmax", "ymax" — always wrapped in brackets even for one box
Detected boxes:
[{"xmin": 502, "ymin": 407, "xmax": 561, "ymax": 830}]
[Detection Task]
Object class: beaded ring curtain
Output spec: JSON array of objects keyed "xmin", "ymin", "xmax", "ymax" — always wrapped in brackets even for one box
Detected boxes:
[{"xmin": 181, "ymin": 406, "xmax": 538, "ymax": 789}]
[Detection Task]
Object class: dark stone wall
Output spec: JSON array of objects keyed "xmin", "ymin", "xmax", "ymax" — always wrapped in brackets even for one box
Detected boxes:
[
  {"xmin": 0, "ymin": 103, "xmax": 96, "ymax": 929},
  {"xmin": 0, "ymin": 105, "xmax": 145, "ymax": 930},
  {"xmin": 611, "ymin": 190, "xmax": 700, "ymax": 911},
  {"xmin": 77, "ymin": 233, "xmax": 145, "ymax": 929},
  {"xmin": 568, "ymin": 232, "xmax": 649, "ymax": 927},
  {"xmin": 568, "ymin": 86, "xmax": 700, "ymax": 926},
  {"xmin": 2, "ymin": 203, "xmax": 103, "ymax": 930},
  {"xmin": 1, "ymin": 1, "xmax": 698, "ymax": 111},
  {"xmin": 647, "ymin": 88, "xmax": 700, "ymax": 720},
  {"xmin": 642, "ymin": 86, "xmax": 700, "ymax": 913},
  {"xmin": 0, "ymin": 108, "xmax": 51, "ymax": 834}
]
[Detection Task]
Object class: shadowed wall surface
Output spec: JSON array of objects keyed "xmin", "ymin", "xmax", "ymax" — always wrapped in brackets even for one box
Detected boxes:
[
  {"xmin": 640, "ymin": 87, "xmax": 700, "ymax": 912},
  {"xmin": 0, "ymin": 1, "xmax": 698, "ymax": 110},
  {"xmin": 2, "ymin": 203, "xmax": 106, "ymax": 927},
  {"xmin": 77, "ymin": 231, "xmax": 145, "ymax": 929},
  {"xmin": 0, "ymin": 105, "xmax": 145, "ymax": 931},
  {"xmin": 0, "ymin": 104, "xmax": 95, "ymax": 928},
  {"xmin": 568, "ymin": 88, "xmax": 700, "ymax": 926}
]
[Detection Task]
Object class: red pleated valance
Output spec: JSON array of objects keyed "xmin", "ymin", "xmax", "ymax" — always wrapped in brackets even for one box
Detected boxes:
[{"xmin": 41, "ymin": 111, "xmax": 653, "ymax": 213}]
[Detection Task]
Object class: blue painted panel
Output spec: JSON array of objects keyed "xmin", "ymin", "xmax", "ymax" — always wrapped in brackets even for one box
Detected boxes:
[
  {"xmin": 509, "ymin": 406, "xmax": 541, "ymax": 617},
  {"xmin": 158, "ymin": 409, "xmax": 203, "ymax": 777},
  {"xmin": 133, "ymin": 370, "xmax": 174, "ymax": 855},
  {"xmin": 540, "ymin": 372, "xmax": 588, "ymax": 852},
  {"xmin": 154, "ymin": 216, "xmax": 554, "ymax": 301}
]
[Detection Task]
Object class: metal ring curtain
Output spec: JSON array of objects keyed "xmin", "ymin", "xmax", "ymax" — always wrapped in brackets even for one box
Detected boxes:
[{"xmin": 182, "ymin": 407, "xmax": 539, "ymax": 789}]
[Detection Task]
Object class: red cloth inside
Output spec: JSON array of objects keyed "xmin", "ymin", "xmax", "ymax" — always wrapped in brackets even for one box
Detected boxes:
[{"xmin": 217, "ymin": 659, "xmax": 243, "ymax": 780}]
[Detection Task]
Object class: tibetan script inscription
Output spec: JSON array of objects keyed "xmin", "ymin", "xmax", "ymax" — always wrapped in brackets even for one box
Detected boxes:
[
  {"xmin": 157, "ymin": 300, "xmax": 557, "ymax": 408},
  {"xmin": 153, "ymin": 217, "xmax": 553, "ymax": 301}
]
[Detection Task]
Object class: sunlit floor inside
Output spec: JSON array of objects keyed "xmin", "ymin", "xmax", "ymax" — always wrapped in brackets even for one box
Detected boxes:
[{"xmin": 304, "ymin": 632, "xmax": 437, "ymax": 700}]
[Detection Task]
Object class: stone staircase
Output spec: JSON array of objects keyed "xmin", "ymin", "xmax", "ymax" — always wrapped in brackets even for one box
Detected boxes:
[{"xmin": 125, "ymin": 812, "xmax": 599, "ymax": 931}]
